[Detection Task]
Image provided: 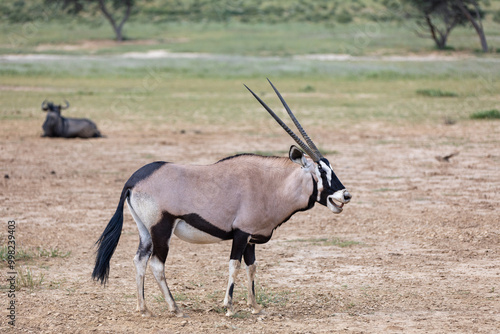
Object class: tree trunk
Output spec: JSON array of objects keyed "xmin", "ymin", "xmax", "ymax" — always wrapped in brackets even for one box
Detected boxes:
[
  {"xmin": 97, "ymin": 0, "xmax": 132, "ymax": 42},
  {"xmin": 455, "ymin": 0, "xmax": 488, "ymax": 52},
  {"xmin": 426, "ymin": 15, "xmax": 448, "ymax": 49}
]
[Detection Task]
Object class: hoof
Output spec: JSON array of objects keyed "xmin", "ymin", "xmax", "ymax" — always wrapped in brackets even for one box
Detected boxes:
[
  {"xmin": 139, "ymin": 309, "xmax": 153, "ymax": 317},
  {"xmin": 225, "ymin": 310, "xmax": 235, "ymax": 317},
  {"xmin": 174, "ymin": 309, "xmax": 186, "ymax": 318},
  {"xmin": 251, "ymin": 307, "xmax": 262, "ymax": 315}
]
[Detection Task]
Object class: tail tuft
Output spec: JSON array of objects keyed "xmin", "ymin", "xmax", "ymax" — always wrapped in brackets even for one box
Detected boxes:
[{"xmin": 92, "ymin": 189, "xmax": 128, "ymax": 285}]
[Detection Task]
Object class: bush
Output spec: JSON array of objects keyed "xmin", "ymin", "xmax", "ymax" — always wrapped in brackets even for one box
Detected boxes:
[
  {"xmin": 469, "ymin": 109, "xmax": 500, "ymax": 120},
  {"xmin": 493, "ymin": 10, "xmax": 500, "ymax": 24},
  {"xmin": 416, "ymin": 89, "xmax": 458, "ymax": 97},
  {"xmin": 336, "ymin": 9, "xmax": 353, "ymax": 24}
]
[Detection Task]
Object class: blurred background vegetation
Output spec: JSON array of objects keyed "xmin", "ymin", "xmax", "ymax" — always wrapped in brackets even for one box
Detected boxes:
[
  {"xmin": 1, "ymin": 0, "xmax": 499, "ymax": 53},
  {"xmin": 1, "ymin": 0, "xmax": 499, "ymax": 128}
]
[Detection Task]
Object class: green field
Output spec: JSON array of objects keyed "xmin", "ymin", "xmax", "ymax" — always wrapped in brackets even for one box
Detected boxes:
[{"xmin": 1, "ymin": 20, "xmax": 499, "ymax": 132}]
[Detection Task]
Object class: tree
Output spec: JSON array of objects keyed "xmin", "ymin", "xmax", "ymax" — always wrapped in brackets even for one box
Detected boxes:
[
  {"xmin": 397, "ymin": 0, "xmax": 488, "ymax": 51},
  {"xmin": 455, "ymin": 0, "xmax": 488, "ymax": 52},
  {"xmin": 46, "ymin": 0, "xmax": 135, "ymax": 41}
]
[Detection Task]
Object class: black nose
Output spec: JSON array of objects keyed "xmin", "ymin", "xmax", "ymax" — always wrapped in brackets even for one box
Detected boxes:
[{"xmin": 343, "ymin": 191, "xmax": 352, "ymax": 201}]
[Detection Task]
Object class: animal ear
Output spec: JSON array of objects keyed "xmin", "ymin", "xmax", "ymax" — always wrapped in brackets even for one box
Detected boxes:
[{"xmin": 289, "ymin": 145, "xmax": 311, "ymax": 167}]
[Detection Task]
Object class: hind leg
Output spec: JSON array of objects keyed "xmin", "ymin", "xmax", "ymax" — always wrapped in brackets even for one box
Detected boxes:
[
  {"xmin": 134, "ymin": 238, "xmax": 152, "ymax": 316},
  {"xmin": 128, "ymin": 198, "xmax": 154, "ymax": 316},
  {"xmin": 149, "ymin": 214, "xmax": 183, "ymax": 317}
]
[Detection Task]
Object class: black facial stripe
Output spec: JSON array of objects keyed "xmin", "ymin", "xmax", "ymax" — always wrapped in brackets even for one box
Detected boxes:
[
  {"xmin": 319, "ymin": 171, "xmax": 331, "ymax": 205},
  {"xmin": 318, "ymin": 158, "xmax": 345, "ymax": 206}
]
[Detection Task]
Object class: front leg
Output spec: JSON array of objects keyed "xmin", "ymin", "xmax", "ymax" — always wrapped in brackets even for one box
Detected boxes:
[
  {"xmin": 243, "ymin": 243, "xmax": 261, "ymax": 314},
  {"xmin": 223, "ymin": 231, "xmax": 250, "ymax": 316},
  {"xmin": 223, "ymin": 259, "xmax": 241, "ymax": 316}
]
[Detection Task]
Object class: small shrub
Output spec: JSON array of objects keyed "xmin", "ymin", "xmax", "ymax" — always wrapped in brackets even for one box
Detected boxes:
[
  {"xmin": 493, "ymin": 10, "xmax": 500, "ymax": 24},
  {"xmin": 16, "ymin": 267, "xmax": 45, "ymax": 291},
  {"xmin": 36, "ymin": 247, "xmax": 71, "ymax": 258},
  {"xmin": 416, "ymin": 89, "xmax": 457, "ymax": 97},
  {"xmin": 336, "ymin": 9, "xmax": 353, "ymax": 24},
  {"xmin": 299, "ymin": 84, "xmax": 315, "ymax": 93},
  {"xmin": 470, "ymin": 109, "xmax": 500, "ymax": 120}
]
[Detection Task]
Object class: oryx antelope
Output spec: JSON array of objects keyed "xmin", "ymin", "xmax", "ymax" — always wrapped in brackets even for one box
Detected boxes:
[
  {"xmin": 92, "ymin": 80, "xmax": 351, "ymax": 317},
  {"xmin": 41, "ymin": 100, "xmax": 102, "ymax": 138}
]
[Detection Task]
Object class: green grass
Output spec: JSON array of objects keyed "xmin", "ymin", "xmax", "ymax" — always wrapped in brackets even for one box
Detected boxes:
[
  {"xmin": 416, "ymin": 89, "xmax": 458, "ymax": 97},
  {"xmin": 0, "ymin": 245, "xmax": 71, "ymax": 262},
  {"xmin": 470, "ymin": 109, "xmax": 500, "ymax": 120},
  {"xmin": 2, "ymin": 19, "xmax": 500, "ymax": 56},
  {"xmin": 287, "ymin": 237, "xmax": 362, "ymax": 248},
  {"xmin": 1, "ymin": 21, "xmax": 500, "ymax": 132},
  {"xmin": 16, "ymin": 266, "xmax": 45, "ymax": 291}
]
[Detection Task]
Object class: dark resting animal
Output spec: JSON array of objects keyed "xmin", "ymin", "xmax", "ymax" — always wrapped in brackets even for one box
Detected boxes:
[{"xmin": 41, "ymin": 100, "xmax": 102, "ymax": 138}]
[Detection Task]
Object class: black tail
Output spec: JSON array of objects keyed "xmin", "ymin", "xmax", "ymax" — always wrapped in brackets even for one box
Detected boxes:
[{"xmin": 92, "ymin": 187, "xmax": 129, "ymax": 285}]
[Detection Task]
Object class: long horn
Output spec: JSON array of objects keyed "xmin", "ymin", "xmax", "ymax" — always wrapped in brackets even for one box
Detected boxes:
[
  {"xmin": 62, "ymin": 100, "xmax": 70, "ymax": 109},
  {"xmin": 41, "ymin": 99, "xmax": 48, "ymax": 111},
  {"xmin": 267, "ymin": 79, "xmax": 323, "ymax": 160},
  {"xmin": 244, "ymin": 84, "xmax": 319, "ymax": 161}
]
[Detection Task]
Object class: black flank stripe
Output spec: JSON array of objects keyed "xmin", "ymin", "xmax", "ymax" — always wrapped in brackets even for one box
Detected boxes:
[{"xmin": 180, "ymin": 213, "xmax": 233, "ymax": 240}]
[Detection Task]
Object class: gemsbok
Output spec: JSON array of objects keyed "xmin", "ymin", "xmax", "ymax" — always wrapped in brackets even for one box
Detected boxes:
[{"xmin": 92, "ymin": 79, "xmax": 351, "ymax": 317}]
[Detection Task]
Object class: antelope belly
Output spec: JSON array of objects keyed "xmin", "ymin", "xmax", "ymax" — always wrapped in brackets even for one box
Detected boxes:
[{"xmin": 174, "ymin": 220, "xmax": 223, "ymax": 244}]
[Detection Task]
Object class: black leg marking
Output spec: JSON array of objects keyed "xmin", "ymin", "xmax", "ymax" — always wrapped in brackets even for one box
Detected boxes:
[
  {"xmin": 137, "ymin": 238, "xmax": 152, "ymax": 260},
  {"xmin": 230, "ymin": 230, "xmax": 251, "ymax": 260},
  {"xmin": 134, "ymin": 236, "xmax": 152, "ymax": 316},
  {"xmin": 149, "ymin": 212, "xmax": 183, "ymax": 316},
  {"xmin": 224, "ymin": 230, "xmax": 250, "ymax": 316},
  {"xmin": 243, "ymin": 243, "xmax": 256, "ymax": 266},
  {"xmin": 151, "ymin": 212, "xmax": 177, "ymax": 263}
]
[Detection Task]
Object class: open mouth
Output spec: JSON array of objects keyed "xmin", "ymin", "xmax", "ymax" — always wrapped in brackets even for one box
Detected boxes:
[{"xmin": 328, "ymin": 197, "xmax": 344, "ymax": 211}]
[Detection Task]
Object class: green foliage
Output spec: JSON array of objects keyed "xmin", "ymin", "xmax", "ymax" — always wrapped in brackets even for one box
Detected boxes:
[
  {"xmin": 255, "ymin": 285, "xmax": 290, "ymax": 307},
  {"xmin": 287, "ymin": 237, "xmax": 362, "ymax": 248},
  {"xmin": 16, "ymin": 266, "xmax": 45, "ymax": 291},
  {"xmin": 493, "ymin": 9, "xmax": 500, "ymax": 24},
  {"xmin": 469, "ymin": 109, "xmax": 500, "ymax": 119},
  {"xmin": 0, "ymin": 245, "xmax": 71, "ymax": 262},
  {"xmin": 416, "ymin": 89, "xmax": 458, "ymax": 97},
  {"xmin": 336, "ymin": 9, "xmax": 353, "ymax": 24}
]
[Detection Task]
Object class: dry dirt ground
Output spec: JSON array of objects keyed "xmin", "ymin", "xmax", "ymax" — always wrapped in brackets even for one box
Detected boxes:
[{"xmin": 1, "ymin": 116, "xmax": 499, "ymax": 333}]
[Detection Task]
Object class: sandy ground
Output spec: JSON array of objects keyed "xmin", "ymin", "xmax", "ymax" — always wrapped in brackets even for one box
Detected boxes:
[{"xmin": 0, "ymin": 115, "xmax": 499, "ymax": 333}]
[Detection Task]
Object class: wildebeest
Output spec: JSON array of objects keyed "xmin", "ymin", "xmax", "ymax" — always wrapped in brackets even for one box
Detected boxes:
[
  {"xmin": 92, "ymin": 80, "xmax": 351, "ymax": 317},
  {"xmin": 41, "ymin": 100, "xmax": 102, "ymax": 138}
]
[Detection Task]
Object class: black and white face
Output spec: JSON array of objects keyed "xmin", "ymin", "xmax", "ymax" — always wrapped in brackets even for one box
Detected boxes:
[
  {"xmin": 289, "ymin": 146, "xmax": 351, "ymax": 214},
  {"xmin": 315, "ymin": 158, "xmax": 351, "ymax": 214}
]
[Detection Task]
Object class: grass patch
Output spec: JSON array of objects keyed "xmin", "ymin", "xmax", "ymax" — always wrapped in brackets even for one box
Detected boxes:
[
  {"xmin": 470, "ymin": 109, "xmax": 500, "ymax": 120},
  {"xmin": 0, "ymin": 245, "xmax": 71, "ymax": 263},
  {"xmin": 16, "ymin": 266, "xmax": 45, "ymax": 291},
  {"xmin": 255, "ymin": 286, "xmax": 290, "ymax": 307},
  {"xmin": 36, "ymin": 247, "xmax": 71, "ymax": 258},
  {"xmin": 416, "ymin": 89, "xmax": 458, "ymax": 97},
  {"xmin": 287, "ymin": 237, "xmax": 362, "ymax": 248}
]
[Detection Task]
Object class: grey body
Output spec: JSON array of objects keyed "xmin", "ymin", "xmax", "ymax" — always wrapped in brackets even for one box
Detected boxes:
[
  {"xmin": 130, "ymin": 155, "xmax": 315, "ymax": 241},
  {"xmin": 41, "ymin": 100, "xmax": 102, "ymax": 138},
  {"xmin": 92, "ymin": 80, "xmax": 352, "ymax": 318}
]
